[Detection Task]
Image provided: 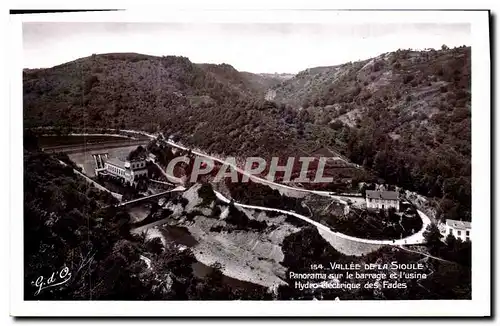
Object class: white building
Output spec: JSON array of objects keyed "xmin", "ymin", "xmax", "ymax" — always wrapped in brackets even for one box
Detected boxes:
[
  {"xmin": 365, "ymin": 190, "xmax": 400, "ymax": 211},
  {"xmin": 444, "ymin": 219, "xmax": 471, "ymax": 242},
  {"xmin": 104, "ymin": 158, "xmax": 148, "ymax": 185}
]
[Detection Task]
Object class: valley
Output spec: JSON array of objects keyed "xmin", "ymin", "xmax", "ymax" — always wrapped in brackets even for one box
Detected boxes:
[{"xmin": 22, "ymin": 45, "xmax": 472, "ymax": 301}]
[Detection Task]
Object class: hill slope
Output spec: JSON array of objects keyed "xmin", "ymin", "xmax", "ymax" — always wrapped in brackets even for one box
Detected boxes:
[
  {"xmin": 23, "ymin": 47, "xmax": 471, "ymax": 221},
  {"xmin": 24, "ymin": 53, "xmax": 266, "ymax": 131},
  {"xmin": 268, "ymin": 46, "xmax": 471, "ymax": 220}
]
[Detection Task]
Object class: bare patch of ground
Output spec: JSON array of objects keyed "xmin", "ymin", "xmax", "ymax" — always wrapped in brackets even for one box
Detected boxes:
[
  {"xmin": 318, "ymin": 228, "xmax": 383, "ymax": 256},
  {"xmin": 145, "ymin": 184, "xmax": 300, "ymax": 288},
  {"xmin": 335, "ymin": 108, "xmax": 362, "ymax": 127},
  {"xmin": 186, "ymin": 214, "xmax": 295, "ymax": 288}
]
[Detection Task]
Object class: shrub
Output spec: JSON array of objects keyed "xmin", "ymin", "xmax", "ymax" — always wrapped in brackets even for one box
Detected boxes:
[{"xmin": 198, "ymin": 183, "xmax": 216, "ymax": 206}]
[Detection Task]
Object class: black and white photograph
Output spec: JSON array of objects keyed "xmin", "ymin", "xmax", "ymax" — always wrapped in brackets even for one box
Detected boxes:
[{"xmin": 8, "ymin": 6, "xmax": 491, "ymax": 317}]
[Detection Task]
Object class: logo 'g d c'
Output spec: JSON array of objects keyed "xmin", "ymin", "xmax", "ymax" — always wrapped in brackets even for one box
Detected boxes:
[{"xmin": 32, "ymin": 266, "xmax": 72, "ymax": 296}]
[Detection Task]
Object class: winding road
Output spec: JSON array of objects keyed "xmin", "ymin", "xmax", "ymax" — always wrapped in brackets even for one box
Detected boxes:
[
  {"xmin": 67, "ymin": 129, "xmax": 432, "ymax": 246},
  {"xmin": 162, "ymin": 139, "xmax": 350, "ymax": 205},
  {"xmin": 155, "ymin": 134, "xmax": 431, "ymax": 245},
  {"xmin": 116, "ymin": 129, "xmax": 349, "ymax": 204},
  {"xmin": 213, "ymin": 190, "xmax": 430, "ymax": 246}
]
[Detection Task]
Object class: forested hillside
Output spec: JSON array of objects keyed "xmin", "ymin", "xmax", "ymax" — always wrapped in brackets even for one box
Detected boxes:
[
  {"xmin": 23, "ymin": 46, "xmax": 471, "ymax": 221},
  {"xmin": 24, "ymin": 147, "xmax": 270, "ymax": 300},
  {"xmin": 268, "ymin": 46, "xmax": 471, "ymax": 221},
  {"xmin": 23, "ymin": 53, "xmax": 267, "ymax": 130}
]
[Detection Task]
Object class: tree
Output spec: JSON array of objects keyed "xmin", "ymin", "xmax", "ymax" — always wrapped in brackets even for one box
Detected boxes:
[
  {"xmin": 423, "ymin": 223, "xmax": 443, "ymax": 255},
  {"xmin": 127, "ymin": 145, "xmax": 147, "ymax": 160},
  {"xmin": 146, "ymin": 238, "xmax": 164, "ymax": 256},
  {"xmin": 198, "ymin": 182, "xmax": 216, "ymax": 205},
  {"xmin": 387, "ymin": 207, "xmax": 397, "ymax": 220},
  {"xmin": 445, "ymin": 233, "xmax": 457, "ymax": 249}
]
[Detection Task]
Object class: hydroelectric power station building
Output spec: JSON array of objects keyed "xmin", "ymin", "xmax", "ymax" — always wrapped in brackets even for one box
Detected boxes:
[{"xmin": 98, "ymin": 157, "xmax": 148, "ymax": 186}]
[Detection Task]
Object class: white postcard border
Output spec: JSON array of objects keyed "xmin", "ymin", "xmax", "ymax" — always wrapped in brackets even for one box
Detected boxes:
[{"xmin": 9, "ymin": 8, "xmax": 491, "ymax": 317}]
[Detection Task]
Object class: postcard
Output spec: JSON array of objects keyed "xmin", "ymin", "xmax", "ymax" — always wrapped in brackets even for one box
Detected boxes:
[{"xmin": 9, "ymin": 6, "xmax": 491, "ymax": 317}]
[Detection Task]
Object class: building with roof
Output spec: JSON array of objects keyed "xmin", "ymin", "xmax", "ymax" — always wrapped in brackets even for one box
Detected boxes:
[
  {"xmin": 365, "ymin": 190, "xmax": 400, "ymax": 211},
  {"xmin": 148, "ymin": 153, "xmax": 157, "ymax": 162},
  {"xmin": 103, "ymin": 157, "xmax": 148, "ymax": 185},
  {"xmin": 443, "ymin": 219, "xmax": 471, "ymax": 242}
]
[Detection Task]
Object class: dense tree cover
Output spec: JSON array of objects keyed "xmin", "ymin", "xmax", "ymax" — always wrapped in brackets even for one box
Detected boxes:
[
  {"xmin": 24, "ymin": 149, "xmax": 271, "ymax": 300},
  {"xmin": 270, "ymin": 47, "xmax": 471, "ymax": 222},
  {"xmin": 277, "ymin": 227, "xmax": 471, "ymax": 300},
  {"xmin": 441, "ymin": 234, "xmax": 472, "ymax": 267},
  {"xmin": 23, "ymin": 53, "xmax": 273, "ymax": 131},
  {"xmin": 24, "ymin": 150, "xmax": 134, "ymax": 299}
]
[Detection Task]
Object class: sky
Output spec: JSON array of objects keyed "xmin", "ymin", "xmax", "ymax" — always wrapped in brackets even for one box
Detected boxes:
[{"xmin": 23, "ymin": 22, "xmax": 471, "ymax": 73}]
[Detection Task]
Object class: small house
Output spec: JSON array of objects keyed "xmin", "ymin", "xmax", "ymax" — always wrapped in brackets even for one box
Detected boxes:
[
  {"xmin": 365, "ymin": 190, "xmax": 400, "ymax": 211},
  {"xmin": 444, "ymin": 219, "xmax": 471, "ymax": 242}
]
